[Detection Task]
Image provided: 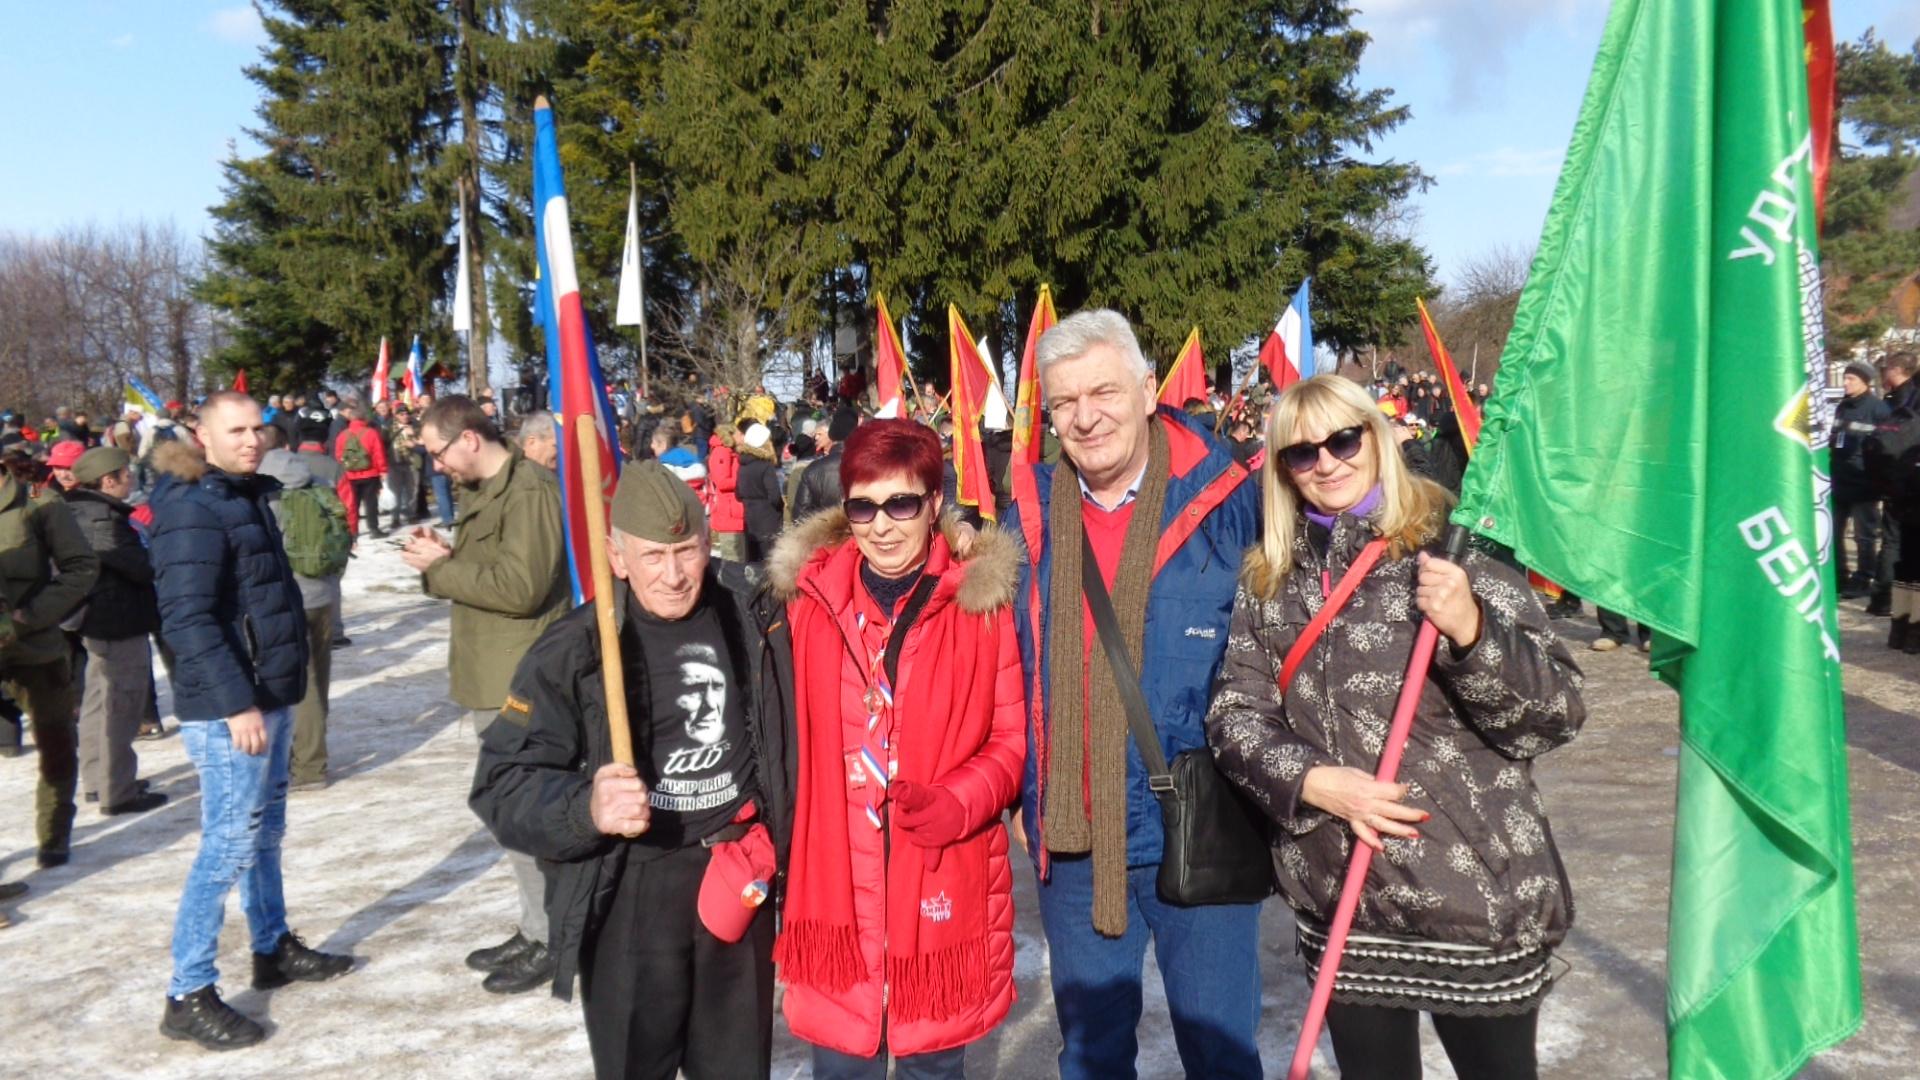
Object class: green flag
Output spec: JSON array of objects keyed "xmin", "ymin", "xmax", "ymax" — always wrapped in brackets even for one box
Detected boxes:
[{"xmin": 1454, "ymin": 0, "xmax": 1862, "ymax": 1076}]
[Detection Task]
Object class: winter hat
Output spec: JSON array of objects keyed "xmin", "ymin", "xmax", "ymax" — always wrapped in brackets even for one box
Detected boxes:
[
  {"xmin": 828, "ymin": 406, "xmax": 860, "ymax": 443},
  {"xmin": 610, "ymin": 460, "xmax": 707, "ymax": 543},
  {"xmin": 1845, "ymin": 360, "xmax": 1878, "ymax": 386},
  {"xmin": 742, "ymin": 423, "xmax": 771, "ymax": 451},
  {"xmin": 47, "ymin": 440, "xmax": 85, "ymax": 469},
  {"xmin": 73, "ymin": 446, "xmax": 131, "ymax": 485}
]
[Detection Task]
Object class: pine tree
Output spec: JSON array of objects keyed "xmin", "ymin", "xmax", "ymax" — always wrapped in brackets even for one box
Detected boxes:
[
  {"xmin": 199, "ymin": 0, "xmax": 460, "ymax": 392},
  {"xmin": 1824, "ymin": 30, "xmax": 1920, "ymax": 350}
]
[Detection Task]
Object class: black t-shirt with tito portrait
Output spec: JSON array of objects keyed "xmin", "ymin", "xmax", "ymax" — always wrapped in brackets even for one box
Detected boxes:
[{"xmin": 625, "ymin": 595, "xmax": 755, "ymax": 848}]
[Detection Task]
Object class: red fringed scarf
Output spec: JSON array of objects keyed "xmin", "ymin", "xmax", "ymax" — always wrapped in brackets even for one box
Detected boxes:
[{"xmin": 775, "ymin": 535, "xmax": 999, "ymax": 1023}]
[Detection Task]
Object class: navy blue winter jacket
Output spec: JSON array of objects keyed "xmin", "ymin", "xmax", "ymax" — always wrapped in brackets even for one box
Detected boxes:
[
  {"xmin": 1005, "ymin": 407, "xmax": 1262, "ymax": 867},
  {"xmin": 149, "ymin": 441, "xmax": 309, "ymax": 720}
]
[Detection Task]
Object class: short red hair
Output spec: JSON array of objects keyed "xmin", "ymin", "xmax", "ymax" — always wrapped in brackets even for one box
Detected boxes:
[{"xmin": 841, "ymin": 418, "xmax": 943, "ymax": 497}]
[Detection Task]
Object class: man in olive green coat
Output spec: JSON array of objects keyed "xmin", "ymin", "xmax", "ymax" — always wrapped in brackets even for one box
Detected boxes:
[
  {"xmin": 0, "ymin": 468, "xmax": 100, "ymax": 866},
  {"xmin": 401, "ymin": 395, "xmax": 568, "ymax": 994}
]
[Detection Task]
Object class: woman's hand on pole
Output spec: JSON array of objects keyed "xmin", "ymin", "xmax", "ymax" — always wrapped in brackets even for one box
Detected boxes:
[
  {"xmin": 1415, "ymin": 551, "xmax": 1482, "ymax": 650},
  {"xmin": 1300, "ymin": 765, "xmax": 1427, "ymax": 850}
]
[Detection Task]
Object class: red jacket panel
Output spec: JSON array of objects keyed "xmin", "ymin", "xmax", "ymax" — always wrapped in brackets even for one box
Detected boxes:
[{"xmin": 707, "ymin": 438, "xmax": 744, "ymax": 533}]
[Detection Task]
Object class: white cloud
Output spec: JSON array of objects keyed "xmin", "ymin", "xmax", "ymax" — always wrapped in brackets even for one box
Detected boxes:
[
  {"xmin": 108, "ymin": 33, "xmax": 135, "ymax": 49},
  {"xmin": 205, "ymin": 4, "xmax": 267, "ymax": 48},
  {"xmin": 1354, "ymin": 0, "xmax": 1606, "ymax": 110},
  {"xmin": 1433, "ymin": 147, "xmax": 1564, "ymax": 179}
]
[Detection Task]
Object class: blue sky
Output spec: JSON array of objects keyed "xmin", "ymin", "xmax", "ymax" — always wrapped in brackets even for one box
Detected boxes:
[{"xmin": 2, "ymin": 1, "xmax": 1916, "ymax": 292}]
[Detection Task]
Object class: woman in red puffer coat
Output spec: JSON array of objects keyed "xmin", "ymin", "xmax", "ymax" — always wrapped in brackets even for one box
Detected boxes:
[
  {"xmin": 706, "ymin": 427, "xmax": 746, "ymax": 561},
  {"xmin": 767, "ymin": 418, "xmax": 1024, "ymax": 1079}
]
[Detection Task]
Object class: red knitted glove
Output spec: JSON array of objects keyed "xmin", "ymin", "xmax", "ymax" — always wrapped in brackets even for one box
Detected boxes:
[{"xmin": 892, "ymin": 780, "xmax": 966, "ymax": 871}]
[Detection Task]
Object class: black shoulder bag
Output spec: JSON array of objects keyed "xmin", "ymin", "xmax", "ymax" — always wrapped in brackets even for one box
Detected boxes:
[{"xmin": 1081, "ymin": 531, "xmax": 1274, "ymax": 906}]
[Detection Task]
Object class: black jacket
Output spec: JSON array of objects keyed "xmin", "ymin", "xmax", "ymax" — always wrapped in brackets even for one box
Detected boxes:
[
  {"xmin": 738, "ymin": 455, "xmax": 785, "ymax": 545},
  {"xmin": 791, "ymin": 443, "xmax": 843, "ymax": 521},
  {"xmin": 148, "ymin": 442, "xmax": 309, "ymax": 719},
  {"xmin": 63, "ymin": 488, "xmax": 158, "ymax": 640},
  {"xmin": 1832, "ymin": 391, "xmax": 1892, "ymax": 499},
  {"xmin": 468, "ymin": 563, "xmax": 795, "ymax": 1001}
]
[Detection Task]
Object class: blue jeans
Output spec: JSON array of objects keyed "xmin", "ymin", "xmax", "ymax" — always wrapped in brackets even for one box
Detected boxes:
[
  {"xmin": 1034, "ymin": 855, "xmax": 1263, "ymax": 1080},
  {"xmin": 168, "ymin": 708, "xmax": 293, "ymax": 997},
  {"xmin": 431, "ymin": 472, "xmax": 455, "ymax": 526},
  {"xmin": 811, "ymin": 1041, "xmax": 965, "ymax": 1080}
]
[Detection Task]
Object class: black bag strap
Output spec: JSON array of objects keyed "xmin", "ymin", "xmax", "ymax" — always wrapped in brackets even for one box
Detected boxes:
[
  {"xmin": 883, "ymin": 572, "xmax": 941, "ymax": 690},
  {"xmin": 1080, "ymin": 530, "xmax": 1173, "ymax": 789}
]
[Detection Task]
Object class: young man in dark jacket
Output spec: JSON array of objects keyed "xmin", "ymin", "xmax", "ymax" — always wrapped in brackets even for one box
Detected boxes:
[
  {"xmin": 64, "ymin": 447, "xmax": 167, "ymax": 815},
  {"xmin": 470, "ymin": 462, "xmax": 795, "ymax": 1080},
  {"xmin": 1832, "ymin": 360, "xmax": 1892, "ymax": 600},
  {"xmin": 149, "ymin": 392, "xmax": 353, "ymax": 1050},
  {"xmin": 791, "ymin": 406, "xmax": 858, "ymax": 521}
]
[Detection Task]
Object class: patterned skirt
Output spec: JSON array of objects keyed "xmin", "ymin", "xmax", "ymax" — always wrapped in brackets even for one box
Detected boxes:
[{"xmin": 1296, "ymin": 918, "xmax": 1555, "ymax": 1017}]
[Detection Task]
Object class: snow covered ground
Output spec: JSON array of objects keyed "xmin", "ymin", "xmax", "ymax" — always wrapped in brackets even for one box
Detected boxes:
[{"xmin": 3, "ymin": 541, "xmax": 1917, "ymax": 1077}]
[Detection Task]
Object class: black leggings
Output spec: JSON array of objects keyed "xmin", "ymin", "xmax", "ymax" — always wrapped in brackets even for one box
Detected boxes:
[{"xmin": 1326, "ymin": 1002, "xmax": 1539, "ymax": 1079}]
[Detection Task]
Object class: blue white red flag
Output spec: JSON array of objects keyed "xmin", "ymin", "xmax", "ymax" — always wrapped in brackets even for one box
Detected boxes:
[
  {"xmin": 405, "ymin": 336, "xmax": 426, "ymax": 402},
  {"xmin": 533, "ymin": 96, "xmax": 623, "ymax": 606},
  {"xmin": 1259, "ymin": 278, "xmax": 1315, "ymax": 387}
]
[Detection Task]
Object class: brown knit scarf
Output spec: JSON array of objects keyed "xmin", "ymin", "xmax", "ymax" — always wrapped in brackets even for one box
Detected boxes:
[{"xmin": 1043, "ymin": 421, "xmax": 1171, "ymax": 937}]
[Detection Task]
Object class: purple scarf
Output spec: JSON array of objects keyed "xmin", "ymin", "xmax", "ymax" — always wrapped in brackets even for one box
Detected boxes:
[{"xmin": 1305, "ymin": 483, "xmax": 1384, "ymax": 532}]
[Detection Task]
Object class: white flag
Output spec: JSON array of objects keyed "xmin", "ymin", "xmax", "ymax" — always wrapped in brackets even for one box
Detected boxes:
[
  {"xmin": 979, "ymin": 335, "xmax": 1011, "ymax": 431},
  {"xmin": 615, "ymin": 181, "xmax": 644, "ymax": 327},
  {"xmin": 452, "ymin": 199, "xmax": 473, "ymax": 333}
]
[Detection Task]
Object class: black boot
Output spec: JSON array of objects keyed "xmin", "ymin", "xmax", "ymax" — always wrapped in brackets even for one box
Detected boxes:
[
  {"xmin": 465, "ymin": 930, "xmax": 533, "ymax": 973},
  {"xmin": 1868, "ymin": 590, "xmax": 1893, "ymax": 617},
  {"xmin": 1906, "ymin": 627, "xmax": 1920, "ymax": 656},
  {"xmin": 481, "ymin": 940, "xmax": 553, "ymax": 995},
  {"xmin": 252, "ymin": 931, "xmax": 354, "ymax": 989},
  {"xmin": 160, "ymin": 986, "xmax": 265, "ymax": 1050},
  {"xmin": 104, "ymin": 790, "xmax": 169, "ymax": 816},
  {"xmin": 1890, "ymin": 617, "xmax": 1910, "ymax": 651}
]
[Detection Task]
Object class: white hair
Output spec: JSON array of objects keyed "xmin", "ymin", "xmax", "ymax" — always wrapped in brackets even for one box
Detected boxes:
[
  {"xmin": 1036, "ymin": 309, "xmax": 1150, "ymax": 379},
  {"xmin": 517, "ymin": 410, "xmax": 557, "ymax": 441}
]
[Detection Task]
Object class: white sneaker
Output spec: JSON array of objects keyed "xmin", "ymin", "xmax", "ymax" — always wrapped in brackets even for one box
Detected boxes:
[{"xmin": 1591, "ymin": 637, "xmax": 1620, "ymax": 652}]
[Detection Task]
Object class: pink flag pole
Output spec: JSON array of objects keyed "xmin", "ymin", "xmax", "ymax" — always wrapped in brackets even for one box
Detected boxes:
[{"xmin": 1288, "ymin": 526, "xmax": 1467, "ymax": 1080}]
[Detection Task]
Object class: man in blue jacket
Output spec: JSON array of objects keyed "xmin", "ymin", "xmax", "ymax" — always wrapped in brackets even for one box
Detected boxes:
[
  {"xmin": 149, "ymin": 391, "xmax": 353, "ymax": 1050},
  {"xmin": 1004, "ymin": 310, "xmax": 1265, "ymax": 1079}
]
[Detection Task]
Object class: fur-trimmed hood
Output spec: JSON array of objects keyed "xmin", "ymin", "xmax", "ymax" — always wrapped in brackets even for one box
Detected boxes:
[
  {"xmin": 766, "ymin": 509, "xmax": 1019, "ymax": 615},
  {"xmin": 150, "ymin": 438, "xmax": 207, "ymax": 482}
]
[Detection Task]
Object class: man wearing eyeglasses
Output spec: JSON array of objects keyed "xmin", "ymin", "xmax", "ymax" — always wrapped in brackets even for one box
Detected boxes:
[
  {"xmin": 400, "ymin": 394, "xmax": 570, "ymax": 994},
  {"xmin": 1004, "ymin": 309, "xmax": 1266, "ymax": 1079}
]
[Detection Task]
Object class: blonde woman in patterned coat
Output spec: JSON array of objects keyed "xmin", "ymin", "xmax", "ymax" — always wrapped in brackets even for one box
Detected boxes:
[{"xmin": 1205, "ymin": 374, "xmax": 1586, "ymax": 1079}]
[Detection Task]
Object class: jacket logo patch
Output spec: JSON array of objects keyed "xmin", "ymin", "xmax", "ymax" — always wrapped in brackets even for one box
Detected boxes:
[
  {"xmin": 499, "ymin": 694, "xmax": 533, "ymax": 727},
  {"xmin": 920, "ymin": 891, "xmax": 952, "ymax": 923},
  {"xmin": 1183, "ymin": 626, "xmax": 1218, "ymax": 640}
]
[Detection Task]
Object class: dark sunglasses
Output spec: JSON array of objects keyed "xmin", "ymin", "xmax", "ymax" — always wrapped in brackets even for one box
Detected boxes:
[
  {"xmin": 1279, "ymin": 426, "xmax": 1366, "ymax": 472},
  {"xmin": 844, "ymin": 492, "xmax": 928, "ymax": 524}
]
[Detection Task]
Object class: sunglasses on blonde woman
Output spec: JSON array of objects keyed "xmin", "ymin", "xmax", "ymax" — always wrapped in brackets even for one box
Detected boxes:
[{"xmin": 1279, "ymin": 426, "xmax": 1366, "ymax": 472}]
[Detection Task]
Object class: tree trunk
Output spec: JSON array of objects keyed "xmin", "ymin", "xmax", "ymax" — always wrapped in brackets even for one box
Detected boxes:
[{"xmin": 456, "ymin": 0, "xmax": 491, "ymax": 396}]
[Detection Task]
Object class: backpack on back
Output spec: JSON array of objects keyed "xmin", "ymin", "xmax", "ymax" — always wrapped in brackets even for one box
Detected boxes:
[
  {"xmin": 340, "ymin": 431, "xmax": 372, "ymax": 473},
  {"xmin": 280, "ymin": 486, "xmax": 352, "ymax": 579}
]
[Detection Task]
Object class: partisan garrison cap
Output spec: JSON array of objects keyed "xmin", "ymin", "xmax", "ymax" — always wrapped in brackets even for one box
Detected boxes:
[
  {"xmin": 611, "ymin": 460, "xmax": 707, "ymax": 543},
  {"xmin": 73, "ymin": 446, "xmax": 131, "ymax": 485}
]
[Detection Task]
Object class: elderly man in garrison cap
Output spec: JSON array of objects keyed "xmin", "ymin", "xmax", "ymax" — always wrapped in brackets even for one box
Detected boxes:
[{"xmin": 471, "ymin": 461, "xmax": 795, "ymax": 1080}]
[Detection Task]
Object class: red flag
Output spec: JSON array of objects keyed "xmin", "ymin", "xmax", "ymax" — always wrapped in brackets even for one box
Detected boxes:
[
  {"xmin": 948, "ymin": 304, "xmax": 997, "ymax": 520},
  {"xmin": 370, "ymin": 337, "xmax": 391, "ymax": 404},
  {"xmin": 1803, "ymin": 0, "xmax": 1835, "ymax": 223},
  {"xmin": 873, "ymin": 293, "xmax": 911, "ymax": 418},
  {"xmin": 1416, "ymin": 299, "xmax": 1482, "ymax": 451},
  {"xmin": 232, "ymin": 369, "xmax": 248, "ymax": 394},
  {"xmin": 1158, "ymin": 327, "xmax": 1207, "ymax": 407},
  {"xmin": 1011, "ymin": 285, "xmax": 1056, "ymax": 464}
]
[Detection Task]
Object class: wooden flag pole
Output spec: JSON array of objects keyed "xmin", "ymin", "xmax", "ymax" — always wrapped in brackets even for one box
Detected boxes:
[{"xmin": 575, "ymin": 416, "xmax": 633, "ymax": 767}]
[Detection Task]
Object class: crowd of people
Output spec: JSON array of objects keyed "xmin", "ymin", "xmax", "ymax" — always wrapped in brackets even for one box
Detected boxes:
[{"xmin": 3, "ymin": 325, "xmax": 1903, "ymax": 1078}]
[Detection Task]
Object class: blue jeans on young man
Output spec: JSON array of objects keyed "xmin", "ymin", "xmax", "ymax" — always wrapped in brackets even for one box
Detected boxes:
[
  {"xmin": 1034, "ymin": 854, "xmax": 1263, "ymax": 1080},
  {"xmin": 811, "ymin": 1041, "xmax": 966, "ymax": 1080},
  {"xmin": 168, "ymin": 707, "xmax": 293, "ymax": 998}
]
